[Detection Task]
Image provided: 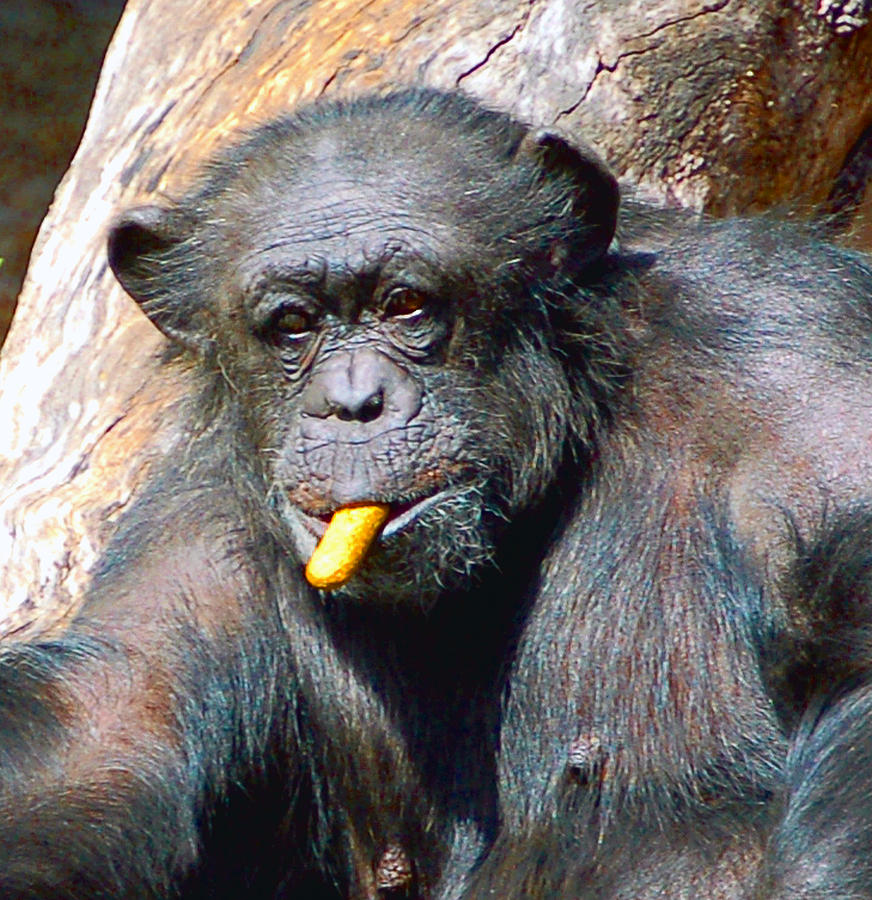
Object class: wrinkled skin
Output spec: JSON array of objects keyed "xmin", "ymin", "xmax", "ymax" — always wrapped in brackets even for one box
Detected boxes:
[{"xmin": 3, "ymin": 88, "xmax": 872, "ymax": 900}]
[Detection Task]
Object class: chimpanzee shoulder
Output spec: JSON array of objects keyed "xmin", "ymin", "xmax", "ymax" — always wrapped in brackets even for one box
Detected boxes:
[{"xmin": 476, "ymin": 203, "xmax": 872, "ymax": 897}]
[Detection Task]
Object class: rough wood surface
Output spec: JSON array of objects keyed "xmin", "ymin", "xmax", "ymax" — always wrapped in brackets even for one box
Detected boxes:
[
  {"xmin": 2, "ymin": 0, "xmax": 872, "ymax": 638},
  {"xmin": 0, "ymin": 0, "xmax": 125, "ymax": 342}
]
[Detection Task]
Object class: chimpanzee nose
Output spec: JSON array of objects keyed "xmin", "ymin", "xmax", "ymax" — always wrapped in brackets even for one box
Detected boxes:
[{"xmin": 300, "ymin": 348, "xmax": 422, "ymax": 427}]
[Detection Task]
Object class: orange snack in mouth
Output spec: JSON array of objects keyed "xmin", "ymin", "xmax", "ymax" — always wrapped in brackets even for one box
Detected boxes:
[{"xmin": 304, "ymin": 503, "xmax": 390, "ymax": 590}]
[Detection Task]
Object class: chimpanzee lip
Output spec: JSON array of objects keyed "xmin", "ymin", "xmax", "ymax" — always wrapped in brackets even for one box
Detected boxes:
[
  {"xmin": 293, "ymin": 491, "xmax": 449, "ymax": 541},
  {"xmin": 381, "ymin": 491, "xmax": 447, "ymax": 537}
]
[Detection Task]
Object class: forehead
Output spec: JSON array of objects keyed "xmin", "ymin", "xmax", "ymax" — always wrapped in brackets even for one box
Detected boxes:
[{"xmin": 207, "ymin": 115, "xmax": 529, "ymax": 274}]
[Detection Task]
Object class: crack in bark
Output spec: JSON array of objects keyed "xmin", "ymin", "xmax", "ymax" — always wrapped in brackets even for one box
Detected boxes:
[
  {"xmin": 454, "ymin": 0, "xmax": 537, "ymax": 86},
  {"xmin": 68, "ymin": 413, "xmax": 127, "ymax": 481},
  {"xmin": 319, "ymin": 3, "xmax": 427, "ymax": 97},
  {"xmin": 626, "ymin": 0, "xmax": 732, "ymax": 46},
  {"xmin": 555, "ymin": 0, "xmax": 732, "ymax": 122},
  {"xmin": 557, "ymin": 55, "xmax": 604, "ymax": 120}
]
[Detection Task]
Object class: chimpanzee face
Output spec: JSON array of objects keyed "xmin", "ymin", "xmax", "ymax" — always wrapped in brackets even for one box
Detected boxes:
[{"xmin": 107, "ymin": 90, "xmax": 618, "ymax": 604}]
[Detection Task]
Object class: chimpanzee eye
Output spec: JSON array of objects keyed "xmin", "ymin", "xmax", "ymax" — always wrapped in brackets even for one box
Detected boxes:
[
  {"xmin": 381, "ymin": 286, "xmax": 448, "ymax": 360},
  {"xmin": 272, "ymin": 307, "xmax": 312, "ymax": 338},
  {"xmin": 383, "ymin": 287, "xmax": 428, "ymax": 320}
]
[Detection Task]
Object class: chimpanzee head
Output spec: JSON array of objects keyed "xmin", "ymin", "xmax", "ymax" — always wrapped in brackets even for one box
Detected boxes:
[{"xmin": 107, "ymin": 88, "xmax": 619, "ymax": 606}]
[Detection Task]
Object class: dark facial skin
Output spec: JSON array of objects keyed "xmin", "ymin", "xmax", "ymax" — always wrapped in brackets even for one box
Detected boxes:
[{"xmin": 229, "ymin": 169, "xmax": 529, "ymax": 604}]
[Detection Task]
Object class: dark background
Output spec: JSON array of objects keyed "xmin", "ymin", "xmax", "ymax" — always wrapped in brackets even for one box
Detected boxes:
[{"xmin": 0, "ymin": 0, "xmax": 125, "ymax": 344}]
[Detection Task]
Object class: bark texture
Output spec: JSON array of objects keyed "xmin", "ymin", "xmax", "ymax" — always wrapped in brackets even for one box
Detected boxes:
[
  {"xmin": 0, "ymin": 0, "xmax": 125, "ymax": 342},
  {"xmin": 3, "ymin": 0, "xmax": 872, "ymax": 638}
]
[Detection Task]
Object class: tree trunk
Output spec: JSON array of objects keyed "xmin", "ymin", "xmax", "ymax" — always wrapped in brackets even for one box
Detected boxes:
[
  {"xmin": 2, "ymin": 0, "xmax": 872, "ymax": 638},
  {"xmin": 0, "ymin": 0, "xmax": 125, "ymax": 344}
]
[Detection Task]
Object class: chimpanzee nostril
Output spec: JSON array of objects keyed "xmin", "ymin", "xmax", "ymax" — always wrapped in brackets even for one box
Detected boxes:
[
  {"xmin": 358, "ymin": 389, "xmax": 384, "ymax": 423},
  {"xmin": 335, "ymin": 388, "xmax": 384, "ymax": 423}
]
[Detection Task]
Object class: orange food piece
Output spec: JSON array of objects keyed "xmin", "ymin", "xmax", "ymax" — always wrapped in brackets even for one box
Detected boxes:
[{"xmin": 304, "ymin": 503, "xmax": 390, "ymax": 590}]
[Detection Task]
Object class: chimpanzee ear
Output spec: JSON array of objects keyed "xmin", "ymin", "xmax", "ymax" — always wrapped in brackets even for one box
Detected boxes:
[
  {"xmin": 107, "ymin": 205, "xmax": 214, "ymax": 355},
  {"xmin": 518, "ymin": 129, "xmax": 619, "ymax": 269}
]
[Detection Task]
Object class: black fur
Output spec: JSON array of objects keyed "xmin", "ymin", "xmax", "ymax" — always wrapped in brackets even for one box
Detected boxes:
[{"xmin": 3, "ymin": 88, "xmax": 872, "ymax": 899}]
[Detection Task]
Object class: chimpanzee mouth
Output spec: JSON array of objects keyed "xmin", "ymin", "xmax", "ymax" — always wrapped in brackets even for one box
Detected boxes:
[
  {"xmin": 381, "ymin": 492, "xmax": 448, "ymax": 538},
  {"xmin": 282, "ymin": 481, "xmax": 494, "ymax": 600},
  {"xmin": 288, "ymin": 490, "xmax": 453, "ymax": 544}
]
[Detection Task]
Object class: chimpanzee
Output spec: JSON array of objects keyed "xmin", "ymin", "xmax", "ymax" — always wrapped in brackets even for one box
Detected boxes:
[{"xmin": 2, "ymin": 86, "xmax": 872, "ymax": 900}]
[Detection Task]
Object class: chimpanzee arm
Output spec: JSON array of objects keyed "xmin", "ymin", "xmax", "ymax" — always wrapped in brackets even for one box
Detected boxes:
[
  {"xmin": 0, "ymin": 492, "xmax": 294, "ymax": 899},
  {"xmin": 757, "ymin": 684, "xmax": 872, "ymax": 900},
  {"xmin": 0, "ymin": 634, "xmax": 203, "ymax": 898},
  {"xmin": 756, "ymin": 514, "xmax": 872, "ymax": 900}
]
